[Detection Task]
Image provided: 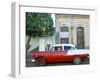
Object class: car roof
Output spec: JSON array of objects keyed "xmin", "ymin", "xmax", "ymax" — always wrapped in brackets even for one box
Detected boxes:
[{"xmin": 53, "ymin": 44, "xmax": 75, "ymax": 47}]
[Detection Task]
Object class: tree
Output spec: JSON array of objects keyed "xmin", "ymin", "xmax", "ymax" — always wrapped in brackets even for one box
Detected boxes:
[{"xmin": 26, "ymin": 12, "xmax": 55, "ymax": 55}]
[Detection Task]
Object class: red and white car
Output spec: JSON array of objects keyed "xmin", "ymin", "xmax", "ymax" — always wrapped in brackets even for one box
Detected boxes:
[{"xmin": 32, "ymin": 44, "xmax": 89, "ymax": 66}]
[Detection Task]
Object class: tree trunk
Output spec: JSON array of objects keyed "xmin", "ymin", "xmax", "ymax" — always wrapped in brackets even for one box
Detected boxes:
[{"xmin": 26, "ymin": 35, "xmax": 31, "ymax": 56}]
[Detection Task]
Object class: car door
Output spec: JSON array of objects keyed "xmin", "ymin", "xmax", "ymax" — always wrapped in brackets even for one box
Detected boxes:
[
  {"xmin": 62, "ymin": 46, "xmax": 73, "ymax": 61},
  {"xmin": 50, "ymin": 46, "xmax": 63, "ymax": 62},
  {"xmin": 45, "ymin": 51, "xmax": 57, "ymax": 63},
  {"xmin": 53, "ymin": 46, "xmax": 67, "ymax": 62},
  {"xmin": 56, "ymin": 50, "xmax": 67, "ymax": 62}
]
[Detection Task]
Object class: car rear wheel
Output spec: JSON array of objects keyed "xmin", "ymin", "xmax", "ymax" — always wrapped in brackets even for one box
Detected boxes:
[
  {"xmin": 73, "ymin": 57, "xmax": 81, "ymax": 65},
  {"xmin": 35, "ymin": 57, "xmax": 46, "ymax": 66}
]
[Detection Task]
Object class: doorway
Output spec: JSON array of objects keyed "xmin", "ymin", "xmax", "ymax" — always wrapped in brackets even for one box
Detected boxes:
[{"xmin": 77, "ymin": 27, "xmax": 84, "ymax": 49}]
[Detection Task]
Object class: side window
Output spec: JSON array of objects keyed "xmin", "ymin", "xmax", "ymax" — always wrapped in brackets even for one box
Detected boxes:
[
  {"xmin": 64, "ymin": 46, "xmax": 71, "ymax": 51},
  {"xmin": 54, "ymin": 46, "xmax": 62, "ymax": 51}
]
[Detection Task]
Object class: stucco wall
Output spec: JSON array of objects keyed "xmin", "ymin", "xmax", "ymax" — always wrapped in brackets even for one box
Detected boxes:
[{"xmin": 55, "ymin": 14, "xmax": 90, "ymax": 49}]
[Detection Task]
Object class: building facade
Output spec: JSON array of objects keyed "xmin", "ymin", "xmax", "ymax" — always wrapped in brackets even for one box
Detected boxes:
[{"xmin": 55, "ymin": 14, "xmax": 90, "ymax": 49}]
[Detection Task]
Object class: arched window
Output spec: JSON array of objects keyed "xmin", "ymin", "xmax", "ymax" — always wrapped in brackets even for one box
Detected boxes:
[
  {"xmin": 60, "ymin": 27, "xmax": 69, "ymax": 43},
  {"xmin": 77, "ymin": 27, "xmax": 84, "ymax": 49},
  {"xmin": 60, "ymin": 27, "xmax": 69, "ymax": 32}
]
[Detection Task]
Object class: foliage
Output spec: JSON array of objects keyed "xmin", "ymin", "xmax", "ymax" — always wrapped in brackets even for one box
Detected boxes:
[{"xmin": 26, "ymin": 12, "xmax": 55, "ymax": 37}]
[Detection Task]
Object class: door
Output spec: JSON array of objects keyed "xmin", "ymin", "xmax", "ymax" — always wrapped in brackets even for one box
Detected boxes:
[
  {"xmin": 77, "ymin": 27, "xmax": 84, "ymax": 49},
  {"xmin": 47, "ymin": 46, "xmax": 63, "ymax": 62}
]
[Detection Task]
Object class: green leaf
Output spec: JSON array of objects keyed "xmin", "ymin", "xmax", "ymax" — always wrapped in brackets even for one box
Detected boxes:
[{"xmin": 26, "ymin": 12, "xmax": 55, "ymax": 37}]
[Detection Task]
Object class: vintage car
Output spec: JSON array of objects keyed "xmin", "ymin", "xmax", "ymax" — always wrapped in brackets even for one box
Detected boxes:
[{"xmin": 32, "ymin": 44, "xmax": 89, "ymax": 66}]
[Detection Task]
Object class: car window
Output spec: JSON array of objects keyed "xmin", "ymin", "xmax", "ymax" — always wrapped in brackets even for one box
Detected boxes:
[
  {"xmin": 54, "ymin": 46, "xmax": 62, "ymax": 51},
  {"xmin": 64, "ymin": 46, "xmax": 71, "ymax": 51}
]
